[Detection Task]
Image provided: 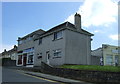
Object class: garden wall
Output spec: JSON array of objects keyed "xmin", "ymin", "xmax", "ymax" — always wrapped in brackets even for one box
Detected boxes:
[
  {"xmin": 41, "ymin": 62, "xmax": 120, "ymax": 83},
  {"xmin": 2, "ymin": 58, "xmax": 16, "ymax": 66}
]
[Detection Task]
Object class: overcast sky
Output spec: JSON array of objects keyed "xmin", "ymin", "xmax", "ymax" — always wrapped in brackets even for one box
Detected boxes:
[{"xmin": 1, "ymin": 0, "xmax": 119, "ymax": 52}]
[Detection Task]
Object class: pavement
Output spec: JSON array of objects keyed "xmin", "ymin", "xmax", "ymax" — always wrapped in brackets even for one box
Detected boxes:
[
  {"xmin": 17, "ymin": 69, "xmax": 92, "ymax": 84},
  {"xmin": 2, "ymin": 67, "xmax": 55, "ymax": 83}
]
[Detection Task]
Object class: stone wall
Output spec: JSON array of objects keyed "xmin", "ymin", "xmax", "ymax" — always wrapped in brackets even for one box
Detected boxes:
[{"xmin": 41, "ymin": 62, "xmax": 120, "ymax": 83}]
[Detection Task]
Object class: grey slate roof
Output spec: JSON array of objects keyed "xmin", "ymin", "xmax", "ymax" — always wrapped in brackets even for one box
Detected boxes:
[
  {"xmin": 34, "ymin": 21, "xmax": 93, "ymax": 40},
  {"xmin": 18, "ymin": 29, "xmax": 45, "ymax": 40}
]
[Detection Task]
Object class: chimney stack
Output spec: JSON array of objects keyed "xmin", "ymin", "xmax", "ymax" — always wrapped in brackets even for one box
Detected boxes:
[
  {"xmin": 74, "ymin": 13, "xmax": 81, "ymax": 30},
  {"xmin": 14, "ymin": 45, "xmax": 17, "ymax": 50},
  {"xmin": 4, "ymin": 49, "xmax": 6, "ymax": 52}
]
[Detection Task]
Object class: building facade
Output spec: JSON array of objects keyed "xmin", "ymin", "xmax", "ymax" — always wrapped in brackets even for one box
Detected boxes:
[
  {"xmin": 16, "ymin": 29, "xmax": 45, "ymax": 67},
  {"xmin": 103, "ymin": 44, "xmax": 120, "ymax": 66},
  {"xmin": 91, "ymin": 44, "xmax": 120, "ymax": 66},
  {"xmin": 16, "ymin": 13, "xmax": 93, "ymax": 67}
]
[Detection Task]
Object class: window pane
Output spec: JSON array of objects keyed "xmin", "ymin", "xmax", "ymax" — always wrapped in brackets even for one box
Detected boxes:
[
  {"xmin": 53, "ymin": 49, "xmax": 62, "ymax": 57},
  {"xmin": 39, "ymin": 38, "xmax": 42, "ymax": 45},
  {"xmin": 105, "ymin": 55, "xmax": 113, "ymax": 65},
  {"xmin": 28, "ymin": 55, "xmax": 33, "ymax": 64},
  {"xmin": 57, "ymin": 31, "xmax": 62, "ymax": 39},
  {"xmin": 18, "ymin": 55, "xmax": 22, "ymax": 64},
  {"xmin": 54, "ymin": 31, "xmax": 62, "ymax": 40},
  {"xmin": 18, "ymin": 40, "xmax": 22, "ymax": 44}
]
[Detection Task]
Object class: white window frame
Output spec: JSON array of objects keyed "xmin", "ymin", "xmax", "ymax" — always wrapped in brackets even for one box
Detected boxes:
[
  {"xmin": 53, "ymin": 49, "xmax": 62, "ymax": 57},
  {"xmin": 27, "ymin": 53, "xmax": 34, "ymax": 64}
]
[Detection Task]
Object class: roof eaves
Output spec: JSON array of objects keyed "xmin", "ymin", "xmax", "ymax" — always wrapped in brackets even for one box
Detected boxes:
[
  {"xmin": 19, "ymin": 29, "xmax": 45, "ymax": 40},
  {"xmin": 81, "ymin": 29, "xmax": 94, "ymax": 36},
  {"xmin": 34, "ymin": 27, "xmax": 67, "ymax": 41},
  {"xmin": 34, "ymin": 22, "xmax": 68, "ymax": 40},
  {"xmin": 67, "ymin": 22, "xmax": 94, "ymax": 36}
]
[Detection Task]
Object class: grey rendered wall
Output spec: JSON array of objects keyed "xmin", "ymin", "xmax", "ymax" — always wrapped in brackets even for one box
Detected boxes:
[
  {"xmin": 91, "ymin": 49, "xmax": 102, "ymax": 65},
  {"xmin": 17, "ymin": 40, "xmax": 35, "ymax": 66},
  {"xmin": 91, "ymin": 56, "xmax": 100, "ymax": 65},
  {"xmin": 18, "ymin": 40, "xmax": 35, "ymax": 51},
  {"xmin": 34, "ymin": 30, "xmax": 66, "ymax": 66},
  {"xmin": 65, "ymin": 29, "xmax": 91, "ymax": 65}
]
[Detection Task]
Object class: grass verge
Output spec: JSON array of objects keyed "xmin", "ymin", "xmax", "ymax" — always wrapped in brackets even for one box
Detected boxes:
[{"xmin": 59, "ymin": 65, "xmax": 120, "ymax": 72}]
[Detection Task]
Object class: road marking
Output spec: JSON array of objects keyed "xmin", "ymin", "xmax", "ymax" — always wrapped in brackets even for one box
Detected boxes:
[
  {"xmin": 23, "ymin": 73, "xmax": 58, "ymax": 83},
  {"xmin": 15, "ymin": 70, "xmax": 65, "ymax": 84}
]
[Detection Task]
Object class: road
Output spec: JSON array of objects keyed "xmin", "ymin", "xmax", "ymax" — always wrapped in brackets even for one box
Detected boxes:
[{"xmin": 1, "ymin": 67, "xmax": 61, "ymax": 84}]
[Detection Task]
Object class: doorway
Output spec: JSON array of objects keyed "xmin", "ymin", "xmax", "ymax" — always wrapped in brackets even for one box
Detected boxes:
[
  {"xmin": 46, "ymin": 51, "xmax": 50, "ymax": 65},
  {"xmin": 23, "ymin": 54, "xmax": 27, "ymax": 66}
]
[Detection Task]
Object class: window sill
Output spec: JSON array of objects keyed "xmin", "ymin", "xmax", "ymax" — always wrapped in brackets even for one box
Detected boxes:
[
  {"xmin": 52, "ymin": 37, "xmax": 63, "ymax": 41},
  {"xmin": 27, "ymin": 63, "xmax": 33, "ymax": 65},
  {"xmin": 53, "ymin": 56, "xmax": 61, "ymax": 59}
]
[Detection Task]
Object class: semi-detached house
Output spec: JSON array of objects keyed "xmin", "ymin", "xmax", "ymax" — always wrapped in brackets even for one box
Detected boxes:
[{"xmin": 16, "ymin": 13, "xmax": 94, "ymax": 67}]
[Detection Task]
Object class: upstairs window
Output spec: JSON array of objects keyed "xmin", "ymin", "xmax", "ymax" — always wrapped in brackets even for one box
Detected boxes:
[
  {"xmin": 18, "ymin": 40, "xmax": 22, "ymax": 45},
  {"xmin": 54, "ymin": 31, "xmax": 62, "ymax": 40},
  {"xmin": 27, "ymin": 37, "xmax": 32, "ymax": 41},
  {"xmin": 112, "ymin": 49, "xmax": 118, "ymax": 54},
  {"xmin": 38, "ymin": 38, "xmax": 42, "ymax": 45},
  {"xmin": 24, "ymin": 38, "xmax": 27, "ymax": 43}
]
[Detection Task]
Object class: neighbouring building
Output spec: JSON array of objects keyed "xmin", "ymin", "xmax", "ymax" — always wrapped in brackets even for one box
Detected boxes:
[
  {"xmin": 91, "ymin": 44, "xmax": 120, "ymax": 66},
  {"xmin": 91, "ymin": 48, "xmax": 103, "ymax": 65},
  {"xmin": 16, "ymin": 13, "xmax": 93, "ymax": 67},
  {"xmin": 0, "ymin": 45, "xmax": 17, "ymax": 66},
  {"xmin": 0, "ymin": 45, "xmax": 17, "ymax": 60}
]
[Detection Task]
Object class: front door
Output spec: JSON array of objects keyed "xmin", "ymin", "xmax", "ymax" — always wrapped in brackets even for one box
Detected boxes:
[
  {"xmin": 46, "ymin": 51, "xmax": 50, "ymax": 65},
  {"xmin": 23, "ymin": 54, "xmax": 27, "ymax": 66}
]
